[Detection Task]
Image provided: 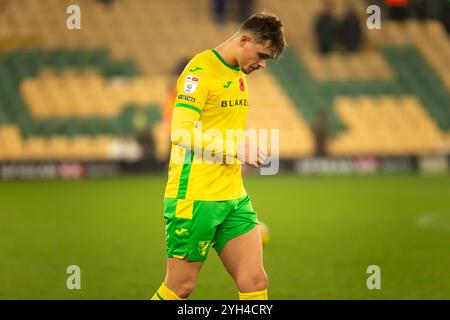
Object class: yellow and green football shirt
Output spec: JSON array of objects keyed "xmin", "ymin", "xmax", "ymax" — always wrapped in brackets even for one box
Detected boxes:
[{"xmin": 164, "ymin": 49, "xmax": 250, "ymax": 201}]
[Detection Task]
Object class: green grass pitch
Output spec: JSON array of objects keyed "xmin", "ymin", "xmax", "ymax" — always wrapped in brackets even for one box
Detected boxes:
[{"xmin": 1, "ymin": 174, "xmax": 449, "ymax": 299}]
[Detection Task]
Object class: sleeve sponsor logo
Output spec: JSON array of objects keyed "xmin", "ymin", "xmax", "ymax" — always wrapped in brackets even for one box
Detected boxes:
[
  {"xmin": 184, "ymin": 75, "xmax": 199, "ymax": 94},
  {"xmin": 177, "ymin": 95, "xmax": 196, "ymax": 102}
]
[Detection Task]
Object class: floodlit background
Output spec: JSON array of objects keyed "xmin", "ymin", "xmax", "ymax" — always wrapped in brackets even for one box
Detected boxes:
[{"xmin": 0, "ymin": 0, "xmax": 449, "ymax": 299}]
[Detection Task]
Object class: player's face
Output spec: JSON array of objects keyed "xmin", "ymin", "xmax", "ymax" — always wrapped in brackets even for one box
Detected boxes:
[{"xmin": 238, "ymin": 36, "xmax": 274, "ymax": 74}]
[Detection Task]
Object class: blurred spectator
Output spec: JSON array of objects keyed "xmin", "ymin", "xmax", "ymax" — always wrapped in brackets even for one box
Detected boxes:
[
  {"xmin": 96, "ymin": 0, "xmax": 115, "ymax": 5},
  {"xmin": 338, "ymin": 6, "xmax": 363, "ymax": 53},
  {"xmin": 133, "ymin": 111, "xmax": 156, "ymax": 164},
  {"xmin": 161, "ymin": 57, "xmax": 191, "ymax": 164},
  {"xmin": 160, "ymin": 57, "xmax": 190, "ymax": 165},
  {"xmin": 421, "ymin": 0, "xmax": 450, "ymax": 35},
  {"xmin": 237, "ymin": 0, "xmax": 255, "ymax": 23},
  {"xmin": 164, "ymin": 58, "xmax": 190, "ymax": 137},
  {"xmin": 312, "ymin": 109, "xmax": 329, "ymax": 157},
  {"xmin": 383, "ymin": 0, "xmax": 449, "ymax": 34},
  {"xmin": 410, "ymin": 0, "xmax": 427, "ymax": 20},
  {"xmin": 443, "ymin": 0, "xmax": 450, "ymax": 34},
  {"xmin": 384, "ymin": 0, "xmax": 409, "ymax": 20},
  {"xmin": 314, "ymin": 0, "xmax": 337, "ymax": 55},
  {"xmin": 212, "ymin": 0, "xmax": 256, "ymax": 25},
  {"xmin": 213, "ymin": 0, "xmax": 227, "ymax": 24}
]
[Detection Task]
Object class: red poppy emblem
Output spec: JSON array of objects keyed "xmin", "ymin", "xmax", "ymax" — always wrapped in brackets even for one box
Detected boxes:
[{"xmin": 239, "ymin": 78, "xmax": 245, "ymax": 91}]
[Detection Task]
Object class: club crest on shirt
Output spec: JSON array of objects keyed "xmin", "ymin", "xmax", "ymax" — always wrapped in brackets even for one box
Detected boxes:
[{"xmin": 184, "ymin": 75, "xmax": 199, "ymax": 94}]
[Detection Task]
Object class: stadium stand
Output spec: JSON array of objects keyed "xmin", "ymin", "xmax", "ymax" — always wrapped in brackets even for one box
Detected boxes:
[
  {"xmin": 0, "ymin": 0, "xmax": 449, "ymax": 162},
  {"xmin": 257, "ymin": 0, "xmax": 449, "ymax": 156}
]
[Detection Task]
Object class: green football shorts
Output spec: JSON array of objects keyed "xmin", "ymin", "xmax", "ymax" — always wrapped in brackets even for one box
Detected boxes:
[{"xmin": 163, "ymin": 195, "xmax": 259, "ymax": 262}]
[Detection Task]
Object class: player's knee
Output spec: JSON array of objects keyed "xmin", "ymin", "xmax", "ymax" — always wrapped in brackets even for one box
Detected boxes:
[
  {"xmin": 252, "ymin": 272, "xmax": 268, "ymax": 291},
  {"xmin": 236, "ymin": 271, "xmax": 268, "ymax": 292},
  {"xmin": 174, "ymin": 281, "xmax": 196, "ymax": 299}
]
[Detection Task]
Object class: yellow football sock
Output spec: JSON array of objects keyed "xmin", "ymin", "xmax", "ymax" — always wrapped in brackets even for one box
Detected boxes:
[
  {"xmin": 239, "ymin": 288, "xmax": 268, "ymax": 300},
  {"xmin": 151, "ymin": 283, "xmax": 185, "ymax": 300}
]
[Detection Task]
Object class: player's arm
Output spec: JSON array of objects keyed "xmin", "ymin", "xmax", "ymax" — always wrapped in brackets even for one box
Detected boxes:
[
  {"xmin": 170, "ymin": 107, "xmax": 237, "ymax": 157},
  {"xmin": 171, "ymin": 108, "xmax": 266, "ymax": 167},
  {"xmin": 171, "ymin": 70, "xmax": 265, "ymax": 167}
]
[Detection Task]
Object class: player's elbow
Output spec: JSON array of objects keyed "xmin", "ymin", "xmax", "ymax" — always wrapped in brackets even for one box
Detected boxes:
[
  {"xmin": 170, "ymin": 133, "xmax": 180, "ymax": 145},
  {"xmin": 170, "ymin": 127, "xmax": 193, "ymax": 147}
]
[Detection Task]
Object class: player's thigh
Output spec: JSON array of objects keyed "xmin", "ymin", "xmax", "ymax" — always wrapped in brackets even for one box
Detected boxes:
[
  {"xmin": 218, "ymin": 225, "xmax": 265, "ymax": 279},
  {"xmin": 213, "ymin": 195, "xmax": 259, "ymax": 255},
  {"xmin": 215, "ymin": 195, "xmax": 264, "ymax": 278}
]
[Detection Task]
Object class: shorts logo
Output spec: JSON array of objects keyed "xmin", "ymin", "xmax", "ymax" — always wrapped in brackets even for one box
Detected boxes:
[
  {"xmin": 184, "ymin": 75, "xmax": 199, "ymax": 94},
  {"xmin": 198, "ymin": 240, "xmax": 211, "ymax": 256},
  {"xmin": 175, "ymin": 228, "xmax": 188, "ymax": 235}
]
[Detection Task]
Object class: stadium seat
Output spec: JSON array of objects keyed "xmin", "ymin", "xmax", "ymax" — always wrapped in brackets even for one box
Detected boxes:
[{"xmin": 0, "ymin": 0, "xmax": 449, "ymax": 161}]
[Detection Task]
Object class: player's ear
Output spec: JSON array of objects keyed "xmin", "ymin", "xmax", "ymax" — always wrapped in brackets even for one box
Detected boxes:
[{"xmin": 239, "ymin": 34, "xmax": 251, "ymax": 48}]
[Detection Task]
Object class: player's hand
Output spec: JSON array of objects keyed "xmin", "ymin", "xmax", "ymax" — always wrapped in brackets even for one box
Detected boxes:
[{"xmin": 237, "ymin": 141, "xmax": 267, "ymax": 168}]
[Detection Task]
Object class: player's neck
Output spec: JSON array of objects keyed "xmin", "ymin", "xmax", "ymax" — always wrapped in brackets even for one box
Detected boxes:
[{"xmin": 214, "ymin": 40, "xmax": 239, "ymax": 68}]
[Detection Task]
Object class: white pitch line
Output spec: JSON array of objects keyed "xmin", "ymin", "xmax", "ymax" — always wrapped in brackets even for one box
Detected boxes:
[{"xmin": 415, "ymin": 212, "xmax": 450, "ymax": 231}]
